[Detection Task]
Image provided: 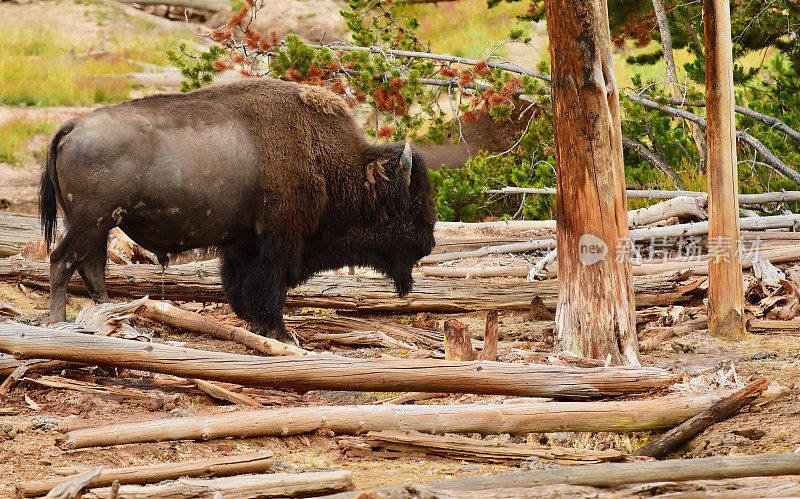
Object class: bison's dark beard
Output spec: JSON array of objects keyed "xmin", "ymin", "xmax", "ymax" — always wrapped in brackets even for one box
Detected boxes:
[{"xmin": 391, "ymin": 264, "xmax": 414, "ymax": 297}]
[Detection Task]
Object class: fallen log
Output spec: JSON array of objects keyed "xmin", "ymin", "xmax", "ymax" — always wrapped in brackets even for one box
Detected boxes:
[
  {"xmin": 0, "ymin": 323, "xmax": 677, "ymax": 400},
  {"xmin": 330, "ymin": 453, "xmax": 800, "ymax": 497},
  {"xmin": 639, "ymin": 317, "xmax": 708, "ymax": 351},
  {"xmin": 364, "ymin": 430, "xmax": 626, "ymax": 464},
  {"xmin": 0, "ymin": 212, "xmax": 60, "ymax": 257},
  {"xmin": 485, "ymin": 187, "xmax": 800, "ymax": 205},
  {"xmin": 0, "ymin": 258, "xmax": 697, "ymax": 310},
  {"xmin": 420, "ymin": 239, "xmax": 555, "ymax": 264},
  {"xmin": 136, "ymin": 299, "xmax": 309, "ymax": 356},
  {"xmin": 633, "ymin": 378, "xmax": 770, "ymax": 459},
  {"xmin": 60, "ymin": 391, "xmax": 738, "ymax": 449},
  {"xmin": 0, "ymin": 359, "xmax": 80, "ymax": 380},
  {"xmin": 422, "ymin": 245, "xmax": 800, "ymax": 279},
  {"xmin": 18, "ymin": 452, "xmax": 275, "ymax": 497},
  {"xmin": 627, "ymin": 195, "xmax": 707, "ymax": 227},
  {"xmin": 89, "ymin": 470, "xmax": 353, "ymax": 498},
  {"xmin": 747, "ymin": 318, "xmax": 800, "ymax": 334}
]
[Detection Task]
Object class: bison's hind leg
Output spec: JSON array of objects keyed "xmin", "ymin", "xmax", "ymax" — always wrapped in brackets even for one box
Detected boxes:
[{"xmin": 49, "ymin": 223, "xmax": 111, "ymax": 322}]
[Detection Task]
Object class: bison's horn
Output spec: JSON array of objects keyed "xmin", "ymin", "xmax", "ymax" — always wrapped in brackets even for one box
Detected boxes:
[{"xmin": 400, "ymin": 141, "xmax": 413, "ymax": 186}]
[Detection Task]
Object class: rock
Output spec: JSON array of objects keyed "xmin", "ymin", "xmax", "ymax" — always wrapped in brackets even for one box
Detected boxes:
[
  {"xmin": 654, "ymin": 360, "xmax": 673, "ymax": 370},
  {"xmin": 456, "ymin": 463, "xmax": 482, "ymax": 474},
  {"xmin": 751, "ymin": 350, "xmax": 777, "ymax": 360},
  {"xmin": 169, "ymin": 408, "xmax": 194, "ymax": 418},
  {"xmin": 30, "ymin": 416, "xmax": 57, "ymax": 431},
  {"xmin": 0, "ymin": 422, "xmax": 17, "ymax": 442},
  {"xmin": 733, "ymin": 428, "xmax": 766, "ymax": 440}
]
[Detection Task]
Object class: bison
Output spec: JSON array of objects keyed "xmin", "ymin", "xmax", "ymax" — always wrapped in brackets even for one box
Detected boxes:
[{"xmin": 40, "ymin": 78, "xmax": 437, "ymax": 343}]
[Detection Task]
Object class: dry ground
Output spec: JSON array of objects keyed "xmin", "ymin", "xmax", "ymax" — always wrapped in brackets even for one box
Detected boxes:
[{"xmin": 1, "ymin": 282, "xmax": 799, "ymax": 496}]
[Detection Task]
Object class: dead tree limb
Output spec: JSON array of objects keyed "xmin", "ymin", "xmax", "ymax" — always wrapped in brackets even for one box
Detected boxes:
[
  {"xmin": 285, "ymin": 315, "xmax": 443, "ymax": 350},
  {"xmin": 365, "ymin": 430, "xmax": 626, "ymax": 463},
  {"xmin": 89, "ymin": 470, "xmax": 353, "ymax": 498},
  {"xmin": 0, "ymin": 258, "xmax": 697, "ymax": 310},
  {"xmin": 190, "ymin": 379, "xmax": 262, "ymax": 407},
  {"xmin": 60, "ymin": 392, "xmax": 736, "ymax": 449},
  {"xmin": 622, "ymin": 137, "xmax": 685, "ymax": 188},
  {"xmin": 136, "ymin": 299, "xmax": 309, "ymax": 356},
  {"xmin": 667, "ymin": 98, "xmax": 800, "ymax": 144},
  {"xmin": 45, "ymin": 467, "xmax": 103, "ymax": 499},
  {"xmin": 0, "ymin": 323, "xmax": 676, "ymax": 400},
  {"xmin": 484, "ymin": 187, "xmax": 800, "ymax": 205},
  {"xmin": 632, "ymin": 377, "xmax": 770, "ymax": 459},
  {"xmin": 625, "ymin": 93, "xmax": 800, "ymax": 185},
  {"xmin": 19, "ymin": 452, "xmax": 275, "ymax": 497}
]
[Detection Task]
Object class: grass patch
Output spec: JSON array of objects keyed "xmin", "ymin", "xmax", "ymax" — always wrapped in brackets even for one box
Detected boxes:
[
  {"xmin": 395, "ymin": 0, "xmax": 538, "ymax": 58},
  {"xmin": 0, "ymin": 118, "xmax": 56, "ymax": 165},
  {"xmin": 0, "ymin": 14, "xmax": 191, "ymax": 106}
]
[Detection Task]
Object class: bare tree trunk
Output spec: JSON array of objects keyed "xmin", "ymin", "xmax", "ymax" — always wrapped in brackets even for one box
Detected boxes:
[
  {"xmin": 652, "ymin": 0, "xmax": 708, "ymax": 171},
  {"xmin": 704, "ymin": 0, "xmax": 747, "ymax": 340},
  {"xmin": 544, "ymin": 0, "xmax": 639, "ymax": 365}
]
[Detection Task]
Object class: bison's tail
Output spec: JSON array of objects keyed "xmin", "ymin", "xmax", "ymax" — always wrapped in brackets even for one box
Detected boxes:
[{"xmin": 40, "ymin": 121, "xmax": 74, "ymax": 250}]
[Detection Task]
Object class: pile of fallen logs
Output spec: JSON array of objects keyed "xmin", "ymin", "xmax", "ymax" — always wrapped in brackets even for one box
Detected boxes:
[{"xmin": 0, "ymin": 291, "xmax": 795, "ymax": 496}]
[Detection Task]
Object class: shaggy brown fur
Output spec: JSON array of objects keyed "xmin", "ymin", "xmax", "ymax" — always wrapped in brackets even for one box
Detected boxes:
[
  {"xmin": 41, "ymin": 78, "xmax": 436, "ymax": 343},
  {"xmin": 420, "ymin": 105, "xmax": 537, "ymax": 170}
]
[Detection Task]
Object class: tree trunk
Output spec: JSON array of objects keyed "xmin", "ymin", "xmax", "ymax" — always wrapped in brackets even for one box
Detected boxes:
[
  {"xmin": 704, "ymin": 0, "xmax": 746, "ymax": 340},
  {"xmin": 544, "ymin": 0, "xmax": 638, "ymax": 365},
  {"xmin": 651, "ymin": 0, "xmax": 708, "ymax": 171}
]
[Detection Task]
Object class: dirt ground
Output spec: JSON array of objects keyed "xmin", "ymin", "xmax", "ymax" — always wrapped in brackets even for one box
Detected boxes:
[{"xmin": 1, "ymin": 281, "xmax": 800, "ymax": 496}]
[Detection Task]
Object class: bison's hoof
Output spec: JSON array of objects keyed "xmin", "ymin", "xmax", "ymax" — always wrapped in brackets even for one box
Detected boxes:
[{"xmin": 252, "ymin": 324, "xmax": 299, "ymax": 346}]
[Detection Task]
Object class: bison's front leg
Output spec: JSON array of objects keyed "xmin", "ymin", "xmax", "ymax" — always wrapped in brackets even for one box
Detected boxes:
[{"xmin": 220, "ymin": 241, "xmax": 297, "ymax": 345}]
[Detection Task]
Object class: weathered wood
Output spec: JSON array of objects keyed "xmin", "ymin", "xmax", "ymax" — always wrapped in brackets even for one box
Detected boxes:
[
  {"xmin": 627, "ymin": 196, "xmax": 707, "ymax": 227},
  {"xmin": 0, "ymin": 258, "xmax": 698, "ymax": 311},
  {"xmin": 364, "ymin": 430, "xmax": 626, "ymax": 464},
  {"xmin": 546, "ymin": 0, "xmax": 636, "ymax": 365},
  {"xmin": 19, "ymin": 452, "xmax": 275, "ymax": 497},
  {"xmin": 478, "ymin": 311, "xmax": 498, "ymax": 361},
  {"xmin": 705, "ymin": 0, "xmax": 746, "ymax": 340},
  {"xmin": 747, "ymin": 318, "xmax": 800, "ymax": 334},
  {"xmin": 0, "ymin": 358, "xmax": 79, "ymax": 380},
  {"xmin": 420, "ymin": 239, "xmax": 555, "ymax": 264},
  {"xmin": 60, "ymin": 392, "xmax": 737, "ymax": 449},
  {"xmin": 136, "ymin": 299, "xmax": 309, "ymax": 356},
  {"xmin": 639, "ymin": 318, "xmax": 708, "ymax": 351},
  {"xmin": 443, "ymin": 319, "xmax": 475, "ymax": 361},
  {"xmin": 0, "ymin": 212, "xmax": 58, "ymax": 257},
  {"xmin": 24, "ymin": 375, "xmax": 165, "ymax": 402},
  {"xmin": 285, "ymin": 315, "xmax": 444, "ymax": 350},
  {"xmin": 190, "ymin": 379, "xmax": 262, "ymax": 407},
  {"xmin": 423, "ymin": 245, "xmax": 800, "ymax": 280},
  {"xmin": 0, "ymin": 323, "xmax": 677, "ymax": 401},
  {"xmin": 45, "ymin": 467, "xmax": 103, "ymax": 499},
  {"xmin": 633, "ymin": 377, "xmax": 769, "ymax": 459},
  {"xmin": 89, "ymin": 470, "xmax": 353, "ymax": 498},
  {"xmin": 330, "ymin": 453, "xmax": 800, "ymax": 497},
  {"xmin": 484, "ymin": 187, "xmax": 800, "ymax": 205}
]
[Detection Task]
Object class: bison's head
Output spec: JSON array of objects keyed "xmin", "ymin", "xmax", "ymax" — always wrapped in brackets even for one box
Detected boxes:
[{"xmin": 359, "ymin": 141, "xmax": 436, "ymax": 297}]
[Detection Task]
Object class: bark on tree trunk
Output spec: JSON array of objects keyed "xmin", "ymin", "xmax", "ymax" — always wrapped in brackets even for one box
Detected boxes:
[
  {"xmin": 544, "ymin": 0, "xmax": 639, "ymax": 365},
  {"xmin": 704, "ymin": 0, "xmax": 747, "ymax": 340}
]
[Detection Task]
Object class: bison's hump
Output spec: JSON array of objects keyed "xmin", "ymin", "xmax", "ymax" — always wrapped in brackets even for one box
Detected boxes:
[{"xmin": 299, "ymin": 85, "xmax": 350, "ymax": 116}]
